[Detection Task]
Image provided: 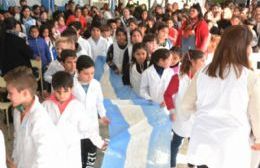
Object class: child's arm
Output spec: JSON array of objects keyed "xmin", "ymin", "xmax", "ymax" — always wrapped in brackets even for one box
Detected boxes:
[
  {"xmin": 43, "ymin": 40, "xmax": 51, "ymax": 65},
  {"xmin": 96, "ymin": 82, "xmax": 110, "ymax": 125},
  {"xmin": 140, "ymin": 71, "xmax": 152, "ymax": 100}
]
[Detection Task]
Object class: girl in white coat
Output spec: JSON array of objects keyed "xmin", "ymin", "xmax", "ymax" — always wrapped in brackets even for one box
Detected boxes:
[
  {"xmin": 42, "ymin": 71, "xmax": 88, "ymax": 168},
  {"xmin": 129, "ymin": 43, "xmax": 149, "ymax": 96},
  {"xmin": 0, "ymin": 130, "xmax": 6, "ymax": 168},
  {"xmin": 164, "ymin": 50, "xmax": 205, "ymax": 168},
  {"xmin": 140, "ymin": 48, "xmax": 173, "ymax": 106},
  {"xmin": 73, "ymin": 56, "xmax": 108, "ymax": 168},
  {"xmin": 5, "ymin": 66, "xmax": 65, "ymax": 168},
  {"xmin": 181, "ymin": 26, "xmax": 260, "ymax": 168}
]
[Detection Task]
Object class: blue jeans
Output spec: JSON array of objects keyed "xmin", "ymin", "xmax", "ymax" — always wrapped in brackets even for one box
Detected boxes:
[{"xmin": 171, "ymin": 131, "xmax": 184, "ymax": 167}]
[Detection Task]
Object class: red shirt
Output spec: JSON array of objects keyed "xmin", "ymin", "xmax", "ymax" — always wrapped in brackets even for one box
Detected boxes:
[
  {"xmin": 164, "ymin": 74, "xmax": 179, "ymax": 110},
  {"xmin": 48, "ymin": 94, "xmax": 75, "ymax": 114},
  {"xmin": 66, "ymin": 15, "xmax": 87, "ymax": 30},
  {"xmin": 168, "ymin": 27, "xmax": 178, "ymax": 46}
]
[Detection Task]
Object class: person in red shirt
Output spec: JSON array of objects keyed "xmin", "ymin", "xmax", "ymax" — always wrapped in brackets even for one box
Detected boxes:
[{"xmin": 66, "ymin": 7, "xmax": 87, "ymax": 32}]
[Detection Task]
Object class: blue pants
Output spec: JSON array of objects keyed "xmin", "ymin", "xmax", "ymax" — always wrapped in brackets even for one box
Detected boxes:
[{"xmin": 171, "ymin": 131, "xmax": 184, "ymax": 167}]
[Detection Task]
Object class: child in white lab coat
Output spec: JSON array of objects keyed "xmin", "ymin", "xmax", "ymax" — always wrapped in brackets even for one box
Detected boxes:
[
  {"xmin": 4, "ymin": 66, "xmax": 64, "ymax": 168},
  {"xmin": 43, "ymin": 71, "xmax": 88, "ymax": 168},
  {"xmin": 73, "ymin": 56, "xmax": 109, "ymax": 168},
  {"xmin": 0, "ymin": 130, "xmax": 6, "ymax": 168},
  {"xmin": 140, "ymin": 48, "xmax": 173, "ymax": 105},
  {"xmin": 164, "ymin": 50, "xmax": 205, "ymax": 168},
  {"xmin": 129, "ymin": 43, "xmax": 149, "ymax": 96}
]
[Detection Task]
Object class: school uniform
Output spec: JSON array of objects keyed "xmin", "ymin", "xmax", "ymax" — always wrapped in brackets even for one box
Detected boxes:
[
  {"xmin": 181, "ymin": 67, "xmax": 260, "ymax": 168},
  {"xmin": 72, "ymin": 78, "xmax": 106, "ymax": 168},
  {"xmin": 140, "ymin": 64, "xmax": 174, "ymax": 104},
  {"xmin": 106, "ymin": 42, "xmax": 128, "ymax": 73},
  {"xmin": 44, "ymin": 60, "xmax": 64, "ymax": 83},
  {"xmin": 129, "ymin": 61, "xmax": 148, "ymax": 96},
  {"xmin": 122, "ymin": 44, "xmax": 133, "ymax": 85},
  {"xmin": 12, "ymin": 96, "xmax": 65, "ymax": 168},
  {"xmin": 42, "ymin": 95, "xmax": 88, "ymax": 168},
  {"xmin": 87, "ymin": 36, "xmax": 109, "ymax": 61},
  {"xmin": 0, "ymin": 130, "xmax": 6, "ymax": 168},
  {"xmin": 78, "ymin": 36, "xmax": 92, "ymax": 58}
]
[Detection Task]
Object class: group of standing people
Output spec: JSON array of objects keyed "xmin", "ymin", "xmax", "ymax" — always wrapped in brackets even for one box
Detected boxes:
[{"xmin": 0, "ymin": 0, "xmax": 260, "ymax": 168}]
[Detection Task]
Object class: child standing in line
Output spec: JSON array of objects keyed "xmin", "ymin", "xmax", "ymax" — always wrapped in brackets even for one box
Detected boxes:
[
  {"xmin": 28, "ymin": 26, "xmax": 51, "ymax": 71},
  {"xmin": 129, "ymin": 43, "xmax": 149, "ymax": 96},
  {"xmin": 164, "ymin": 50, "xmax": 205, "ymax": 168},
  {"xmin": 170, "ymin": 46, "xmax": 182, "ymax": 74},
  {"xmin": 73, "ymin": 56, "xmax": 109, "ymax": 168},
  {"xmin": 4, "ymin": 66, "xmax": 65, "ymax": 168},
  {"xmin": 42, "ymin": 71, "xmax": 89, "ymax": 168},
  {"xmin": 142, "ymin": 33, "xmax": 159, "ymax": 59},
  {"xmin": 140, "ymin": 48, "xmax": 173, "ymax": 106}
]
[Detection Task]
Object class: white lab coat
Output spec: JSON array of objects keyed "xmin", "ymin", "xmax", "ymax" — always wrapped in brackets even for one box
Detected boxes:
[
  {"xmin": 183, "ymin": 67, "xmax": 252, "ymax": 168},
  {"xmin": 44, "ymin": 60, "xmax": 64, "ymax": 83},
  {"xmin": 72, "ymin": 78, "xmax": 106, "ymax": 148},
  {"xmin": 140, "ymin": 65, "xmax": 173, "ymax": 104},
  {"xmin": 42, "ymin": 98, "xmax": 88, "ymax": 168},
  {"xmin": 0, "ymin": 130, "xmax": 6, "ymax": 168},
  {"xmin": 130, "ymin": 64, "xmax": 142, "ymax": 96},
  {"xmin": 87, "ymin": 37, "xmax": 109, "ymax": 61},
  {"xmin": 77, "ymin": 36, "xmax": 92, "ymax": 58},
  {"xmin": 173, "ymin": 74, "xmax": 194, "ymax": 138},
  {"xmin": 12, "ymin": 96, "xmax": 65, "ymax": 168},
  {"xmin": 111, "ymin": 42, "xmax": 127, "ymax": 72}
]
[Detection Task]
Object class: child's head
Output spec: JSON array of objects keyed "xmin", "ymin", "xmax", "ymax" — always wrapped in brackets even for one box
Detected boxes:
[
  {"xmin": 180, "ymin": 49, "xmax": 205, "ymax": 75},
  {"xmin": 230, "ymin": 15, "xmax": 241, "ymax": 26},
  {"xmin": 91, "ymin": 22, "xmax": 102, "ymax": 40},
  {"xmin": 138, "ymin": 22, "xmax": 147, "ymax": 36},
  {"xmin": 4, "ymin": 66, "xmax": 37, "ymax": 107},
  {"xmin": 116, "ymin": 28, "xmax": 127, "ymax": 45},
  {"xmin": 165, "ymin": 17, "xmax": 174, "ymax": 28},
  {"xmin": 68, "ymin": 21, "xmax": 82, "ymax": 37},
  {"xmin": 143, "ymin": 33, "xmax": 158, "ymax": 55},
  {"xmin": 60, "ymin": 49, "xmax": 77, "ymax": 75},
  {"xmin": 130, "ymin": 29, "xmax": 143, "ymax": 44},
  {"xmin": 76, "ymin": 55, "xmax": 95, "ymax": 83},
  {"xmin": 107, "ymin": 19, "xmax": 117, "ymax": 31},
  {"xmin": 101, "ymin": 25, "xmax": 112, "ymax": 38},
  {"xmin": 128, "ymin": 18, "xmax": 138, "ymax": 31},
  {"xmin": 39, "ymin": 24, "xmax": 50, "ymax": 38},
  {"xmin": 29, "ymin": 25, "xmax": 39, "ymax": 38},
  {"xmin": 52, "ymin": 71, "xmax": 73, "ymax": 103},
  {"xmin": 156, "ymin": 23, "xmax": 169, "ymax": 41},
  {"xmin": 55, "ymin": 37, "xmax": 75, "ymax": 57},
  {"xmin": 132, "ymin": 43, "xmax": 148, "ymax": 65},
  {"xmin": 170, "ymin": 46, "xmax": 182, "ymax": 66},
  {"xmin": 151, "ymin": 48, "xmax": 172, "ymax": 68}
]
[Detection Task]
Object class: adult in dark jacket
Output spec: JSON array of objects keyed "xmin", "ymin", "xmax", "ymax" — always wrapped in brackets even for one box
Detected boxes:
[{"xmin": 0, "ymin": 17, "xmax": 33, "ymax": 76}]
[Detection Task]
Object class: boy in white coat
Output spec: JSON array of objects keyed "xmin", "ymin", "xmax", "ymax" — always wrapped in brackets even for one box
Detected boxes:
[
  {"xmin": 73, "ymin": 56, "xmax": 109, "ymax": 168},
  {"xmin": 4, "ymin": 66, "xmax": 65, "ymax": 168},
  {"xmin": 42, "ymin": 71, "xmax": 88, "ymax": 168}
]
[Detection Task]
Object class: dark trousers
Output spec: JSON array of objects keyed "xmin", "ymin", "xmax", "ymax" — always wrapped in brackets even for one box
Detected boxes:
[
  {"xmin": 171, "ymin": 131, "xmax": 184, "ymax": 167},
  {"xmin": 81, "ymin": 138, "xmax": 97, "ymax": 168},
  {"xmin": 188, "ymin": 163, "xmax": 209, "ymax": 168}
]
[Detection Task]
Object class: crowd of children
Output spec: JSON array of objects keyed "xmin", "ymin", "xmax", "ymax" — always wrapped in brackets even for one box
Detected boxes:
[{"xmin": 0, "ymin": 0, "xmax": 260, "ymax": 167}]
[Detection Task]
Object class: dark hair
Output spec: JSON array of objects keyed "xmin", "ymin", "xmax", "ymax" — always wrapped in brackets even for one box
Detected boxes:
[
  {"xmin": 128, "ymin": 18, "xmax": 138, "ymax": 25},
  {"xmin": 132, "ymin": 43, "xmax": 148, "ymax": 63},
  {"xmin": 29, "ymin": 25, "xmax": 39, "ymax": 34},
  {"xmin": 170, "ymin": 46, "xmax": 182, "ymax": 58},
  {"xmin": 206, "ymin": 25, "xmax": 253, "ymax": 79},
  {"xmin": 68, "ymin": 21, "xmax": 82, "ymax": 31},
  {"xmin": 130, "ymin": 29, "xmax": 143, "ymax": 37},
  {"xmin": 101, "ymin": 25, "xmax": 111, "ymax": 32},
  {"xmin": 3, "ymin": 17, "xmax": 18, "ymax": 30},
  {"xmin": 180, "ymin": 49, "xmax": 204, "ymax": 75},
  {"xmin": 39, "ymin": 24, "xmax": 49, "ymax": 38},
  {"xmin": 150, "ymin": 48, "xmax": 171, "ymax": 65},
  {"xmin": 190, "ymin": 3, "xmax": 203, "ymax": 20},
  {"xmin": 155, "ymin": 22, "xmax": 168, "ymax": 32},
  {"xmin": 20, "ymin": 5, "xmax": 31, "ymax": 23},
  {"xmin": 61, "ymin": 27, "xmax": 78, "ymax": 42},
  {"xmin": 244, "ymin": 18, "xmax": 256, "ymax": 26},
  {"xmin": 76, "ymin": 55, "xmax": 94, "ymax": 72},
  {"xmin": 52, "ymin": 71, "xmax": 73, "ymax": 90},
  {"xmin": 143, "ymin": 33, "xmax": 156, "ymax": 43},
  {"xmin": 116, "ymin": 27, "xmax": 127, "ymax": 37},
  {"xmin": 60, "ymin": 49, "xmax": 77, "ymax": 62},
  {"xmin": 91, "ymin": 21, "xmax": 102, "ymax": 31}
]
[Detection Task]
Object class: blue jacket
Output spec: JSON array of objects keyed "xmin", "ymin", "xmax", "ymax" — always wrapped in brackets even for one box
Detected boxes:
[{"xmin": 28, "ymin": 37, "xmax": 51, "ymax": 69}]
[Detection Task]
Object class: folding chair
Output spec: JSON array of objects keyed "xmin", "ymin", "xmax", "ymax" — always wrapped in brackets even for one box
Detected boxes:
[
  {"xmin": 30, "ymin": 59, "xmax": 43, "ymax": 95},
  {"xmin": 0, "ymin": 76, "xmax": 11, "ymax": 138}
]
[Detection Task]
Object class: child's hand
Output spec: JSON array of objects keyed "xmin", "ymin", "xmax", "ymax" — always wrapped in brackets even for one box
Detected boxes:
[
  {"xmin": 7, "ymin": 158, "xmax": 16, "ymax": 168},
  {"xmin": 101, "ymin": 139, "xmax": 109, "ymax": 151},
  {"xmin": 160, "ymin": 101, "xmax": 165, "ymax": 107},
  {"xmin": 251, "ymin": 143, "xmax": 260, "ymax": 151},
  {"xmin": 100, "ymin": 117, "xmax": 110, "ymax": 126}
]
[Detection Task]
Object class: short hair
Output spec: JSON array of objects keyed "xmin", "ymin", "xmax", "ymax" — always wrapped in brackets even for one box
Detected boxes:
[
  {"xmin": 4, "ymin": 66, "xmax": 37, "ymax": 95},
  {"xmin": 60, "ymin": 49, "xmax": 77, "ymax": 62},
  {"xmin": 101, "ymin": 25, "xmax": 111, "ymax": 32},
  {"xmin": 55, "ymin": 37, "xmax": 75, "ymax": 48},
  {"xmin": 76, "ymin": 55, "xmax": 94, "ymax": 72},
  {"xmin": 61, "ymin": 27, "xmax": 78, "ymax": 42},
  {"xmin": 68, "ymin": 21, "xmax": 82, "ymax": 31},
  {"xmin": 52, "ymin": 71, "xmax": 73, "ymax": 90},
  {"xmin": 150, "ymin": 48, "xmax": 171, "ymax": 65},
  {"xmin": 143, "ymin": 33, "xmax": 156, "ymax": 43}
]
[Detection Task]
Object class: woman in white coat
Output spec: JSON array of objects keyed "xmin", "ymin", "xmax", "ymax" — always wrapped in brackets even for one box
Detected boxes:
[
  {"xmin": 181, "ymin": 25, "xmax": 260, "ymax": 168},
  {"xmin": 42, "ymin": 71, "xmax": 89, "ymax": 168},
  {"xmin": 73, "ymin": 56, "xmax": 108, "ymax": 168},
  {"xmin": 164, "ymin": 50, "xmax": 205, "ymax": 168},
  {"xmin": 140, "ymin": 48, "xmax": 173, "ymax": 106}
]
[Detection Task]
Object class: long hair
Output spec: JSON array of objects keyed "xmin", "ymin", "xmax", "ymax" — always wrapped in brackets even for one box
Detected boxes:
[{"xmin": 206, "ymin": 25, "xmax": 253, "ymax": 79}]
